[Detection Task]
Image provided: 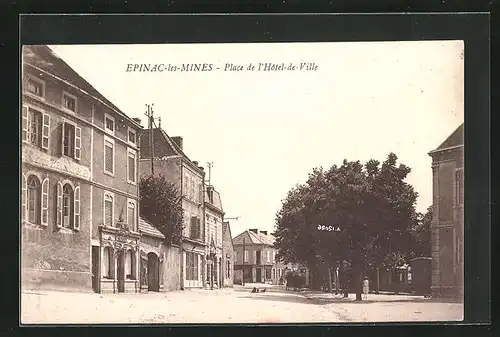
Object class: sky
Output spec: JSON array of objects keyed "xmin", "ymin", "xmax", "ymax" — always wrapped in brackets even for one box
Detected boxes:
[{"xmin": 48, "ymin": 41, "xmax": 464, "ymax": 238}]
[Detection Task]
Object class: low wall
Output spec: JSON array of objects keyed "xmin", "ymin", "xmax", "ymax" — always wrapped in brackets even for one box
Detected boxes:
[{"xmin": 21, "ymin": 268, "xmax": 92, "ymax": 292}]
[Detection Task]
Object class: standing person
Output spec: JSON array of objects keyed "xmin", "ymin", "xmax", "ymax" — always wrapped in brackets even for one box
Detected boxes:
[{"xmin": 362, "ymin": 277, "xmax": 369, "ymax": 300}]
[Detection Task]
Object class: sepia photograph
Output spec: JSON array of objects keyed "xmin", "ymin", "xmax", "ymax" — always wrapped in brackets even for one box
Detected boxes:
[{"xmin": 20, "ymin": 40, "xmax": 466, "ymax": 324}]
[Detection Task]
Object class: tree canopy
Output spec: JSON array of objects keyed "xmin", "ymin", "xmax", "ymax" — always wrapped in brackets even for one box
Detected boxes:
[
  {"xmin": 139, "ymin": 173, "xmax": 184, "ymax": 245},
  {"xmin": 273, "ymin": 153, "xmax": 421, "ymax": 299}
]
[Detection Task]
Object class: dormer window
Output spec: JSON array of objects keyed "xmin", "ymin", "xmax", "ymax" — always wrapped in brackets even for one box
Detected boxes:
[
  {"xmin": 26, "ymin": 76, "xmax": 45, "ymax": 98},
  {"xmin": 105, "ymin": 113, "xmax": 115, "ymax": 135},
  {"xmin": 62, "ymin": 91, "xmax": 77, "ymax": 112},
  {"xmin": 128, "ymin": 127, "xmax": 136, "ymax": 145}
]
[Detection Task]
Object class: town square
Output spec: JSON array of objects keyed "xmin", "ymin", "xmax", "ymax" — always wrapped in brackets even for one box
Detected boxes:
[{"xmin": 21, "ymin": 41, "xmax": 465, "ymax": 324}]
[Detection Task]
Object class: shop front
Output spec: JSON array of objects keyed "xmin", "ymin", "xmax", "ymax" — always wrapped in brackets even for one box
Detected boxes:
[{"xmin": 98, "ymin": 223, "xmax": 140, "ymax": 293}]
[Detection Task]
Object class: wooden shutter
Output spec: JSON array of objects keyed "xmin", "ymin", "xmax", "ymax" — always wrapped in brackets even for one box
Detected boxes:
[
  {"xmin": 41, "ymin": 113, "xmax": 50, "ymax": 149},
  {"xmin": 22, "ymin": 106, "xmax": 28, "ymax": 142},
  {"xmin": 41, "ymin": 178, "xmax": 49, "ymax": 226},
  {"xmin": 74, "ymin": 126, "xmax": 81, "ymax": 160},
  {"xmin": 56, "ymin": 182, "xmax": 63, "ymax": 228},
  {"xmin": 21, "ymin": 174, "xmax": 27, "ymax": 221},
  {"xmin": 74, "ymin": 186, "xmax": 80, "ymax": 230},
  {"xmin": 60, "ymin": 123, "xmax": 65, "ymax": 156}
]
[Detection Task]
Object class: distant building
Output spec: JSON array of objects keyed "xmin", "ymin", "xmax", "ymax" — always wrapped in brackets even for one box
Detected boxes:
[
  {"xmin": 139, "ymin": 129, "xmax": 206, "ymax": 289},
  {"xmin": 204, "ymin": 185, "xmax": 224, "ymax": 288},
  {"xmin": 232, "ymin": 229, "xmax": 288, "ymax": 284},
  {"xmin": 21, "ymin": 45, "xmax": 142, "ymax": 293},
  {"xmin": 221, "ymin": 221, "xmax": 235, "ymax": 287},
  {"xmin": 428, "ymin": 123, "xmax": 464, "ymax": 298}
]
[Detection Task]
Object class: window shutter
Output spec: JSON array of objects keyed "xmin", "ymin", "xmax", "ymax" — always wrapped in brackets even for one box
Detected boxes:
[
  {"xmin": 74, "ymin": 126, "xmax": 81, "ymax": 160},
  {"xmin": 197, "ymin": 217, "xmax": 201, "ymax": 240},
  {"xmin": 41, "ymin": 178, "xmax": 49, "ymax": 226},
  {"xmin": 56, "ymin": 182, "xmax": 63, "ymax": 228},
  {"xmin": 41, "ymin": 113, "xmax": 50, "ymax": 150},
  {"xmin": 21, "ymin": 174, "xmax": 27, "ymax": 221},
  {"xmin": 22, "ymin": 106, "xmax": 28, "ymax": 142},
  {"xmin": 60, "ymin": 123, "xmax": 65, "ymax": 156},
  {"xmin": 74, "ymin": 186, "xmax": 80, "ymax": 230}
]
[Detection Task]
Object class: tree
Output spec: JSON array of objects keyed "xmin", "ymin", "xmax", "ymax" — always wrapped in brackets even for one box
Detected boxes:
[
  {"xmin": 408, "ymin": 205, "xmax": 432, "ymax": 259},
  {"xmin": 139, "ymin": 173, "xmax": 184, "ymax": 245},
  {"xmin": 273, "ymin": 153, "xmax": 419, "ymax": 300}
]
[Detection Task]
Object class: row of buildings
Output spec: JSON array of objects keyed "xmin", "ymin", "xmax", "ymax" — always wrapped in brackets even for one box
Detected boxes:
[{"xmin": 21, "ymin": 45, "xmax": 235, "ymax": 294}]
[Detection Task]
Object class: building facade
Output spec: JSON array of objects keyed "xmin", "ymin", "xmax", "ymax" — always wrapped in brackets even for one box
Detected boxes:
[
  {"xmin": 21, "ymin": 45, "xmax": 142, "ymax": 293},
  {"xmin": 139, "ymin": 129, "xmax": 207, "ymax": 289},
  {"xmin": 221, "ymin": 221, "xmax": 235, "ymax": 287},
  {"xmin": 428, "ymin": 123, "xmax": 464, "ymax": 299},
  {"xmin": 204, "ymin": 185, "xmax": 224, "ymax": 289},
  {"xmin": 232, "ymin": 229, "xmax": 287, "ymax": 284}
]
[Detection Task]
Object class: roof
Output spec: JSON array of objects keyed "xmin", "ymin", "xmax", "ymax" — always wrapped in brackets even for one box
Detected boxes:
[
  {"xmin": 138, "ymin": 217, "xmax": 165, "ymax": 239},
  {"xmin": 429, "ymin": 123, "xmax": 464, "ymax": 155},
  {"xmin": 139, "ymin": 127, "xmax": 204, "ymax": 175},
  {"xmin": 206, "ymin": 187, "xmax": 223, "ymax": 212},
  {"xmin": 233, "ymin": 230, "xmax": 275, "ymax": 246},
  {"xmin": 23, "ymin": 45, "xmax": 141, "ymax": 129}
]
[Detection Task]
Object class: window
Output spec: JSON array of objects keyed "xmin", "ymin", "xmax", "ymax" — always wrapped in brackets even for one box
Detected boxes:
[
  {"xmin": 127, "ymin": 149, "xmax": 137, "ymax": 184},
  {"xmin": 62, "ymin": 122, "xmax": 81, "ymax": 160},
  {"xmin": 26, "ymin": 176, "xmax": 40, "ymax": 224},
  {"xmin": 25, "ymin": 76, "xmax": 44, "ymax": 97},
  {"xmin": 266, "ymin": 268, "xmax": 272, "ymax": 279},
  {"xmin": 128, "ymin": 127, "xmax": 136, "ymax": 145},
  {"xmin": 55, "ymin": 182, "xmax": 80, "ymax": 230},
  {"xmin": 102, "ymin": 247, "xmax": 112, "ymax": 278},
  {"xmin": 125, "ymin": 250, "xmax": 135, "ymax": 279},
  {"xmin": 183, "ymin": 175, "xmax": 188, "ymax": 196},
  {"xmin": 62, "ymin": 184, "xmax": 73, "ymax": 228},
  {"xmin": 104, "ymin": 192, "xmax": 114, "ymax": 227},
  {"xmin": 235, "ymin": 251, "xmax": 238, "ymax": 262},
  {"xmin": 104, "ymin": 137, "xmax": 114, "ymax": 175},
  {"xmin": 127, "ymin": 200, "xmax": 136, "ymax": 231},
  {"xmin": 455, "ymin": 168, "xmax": 464, "ymax": 205},
  {"xmin": 215, "ymin": 223, "xmax": 218, "ymax": 244},
  {"xmin": 22, "ymin": 106, "xmax": 50, "ymax": 150},
  {"xmin": 105, "ymin": 114, "xmax": 115, "ymax": 135},
  {"xmin": 62, "ymin": 91, "xmax": 77, "ymax": 112},
  {"xmin": 244, "ymin": 250, "xmax": 248, "ymax": 263},
  {"xmin": 227, "ymin": 260, "xmax": 230, "ymax": 278},
  {"xmin": 190, "ymin": 216, "xmax": 201, "ymax": 239},
  {"xmin": 186, "ymin": 252, "xmax": 199, "ymax": 281}
]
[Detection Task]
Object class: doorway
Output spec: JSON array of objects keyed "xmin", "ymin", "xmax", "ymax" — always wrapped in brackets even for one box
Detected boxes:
[
  {"xmin": 91, "ymin": 246, "xmax": 100, "ymax": 293},
  {"xmin": 147, "ymin": 252, "xmax": 160, "ymax": 291},
  {"xmin": 117, "ymin": 251, "xmax": 125, "ymax": 292},
  {"xmin": 256, "ymin": 268, "xmax": 262, "ymax": 283}
]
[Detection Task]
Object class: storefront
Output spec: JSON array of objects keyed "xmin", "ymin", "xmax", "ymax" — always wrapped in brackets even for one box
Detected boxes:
[{"xmin": 97, "ymin": 223, "xmax": 140, "ymax": 293}]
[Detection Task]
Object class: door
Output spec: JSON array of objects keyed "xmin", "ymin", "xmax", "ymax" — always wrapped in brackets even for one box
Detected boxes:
[
  {"xmin": 91, "ymin": 246, "xmax": 100, "ymax": 293},
  {"xmin": 117, "ymin": 251, "xmax": 125, "ymax": 292},
  {"xmin": 148, "ymin": 252, "xmax": 160, "ymax": 291},
  {"xmin": 256, "ymin": 268, "xmax": 262, "ymax": 283}
]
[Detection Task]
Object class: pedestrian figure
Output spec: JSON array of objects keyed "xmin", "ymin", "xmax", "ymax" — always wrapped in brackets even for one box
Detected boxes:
[{"xmin": 362, "ymin": 277, "xmax": 369, "ymax": 300}]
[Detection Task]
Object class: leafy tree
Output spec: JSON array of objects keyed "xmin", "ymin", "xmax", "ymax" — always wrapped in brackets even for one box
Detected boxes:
[
  {"xmin": 139, "ymin": 173, "xmax": 184, "ymax": 245},
  {"xmin": 408, "ymin": 206, "xmax": 432, "ymax": 259},
  {"xmin": 273, "ymin": 153, "xmax": 419, "ymax": 300}
]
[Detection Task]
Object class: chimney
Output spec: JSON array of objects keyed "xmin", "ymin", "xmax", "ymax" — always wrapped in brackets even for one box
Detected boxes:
[
  {"xmin": 249, "ymin": 229, "xmax": 258, "ymax": 234},
  {"xmin": 261, "ymin": 230, "xmax": 267, "ymax": 235},
  {"xmin": 172, "ymin": 136, "xmax": 183, "ymax": 150},
  {"xmin": 193, "ymin": 161, "xmax": 198, "ymax": 166},
  {"xmin": 132, "ymin": 118, "xmax": 141, "ymax": 126}
]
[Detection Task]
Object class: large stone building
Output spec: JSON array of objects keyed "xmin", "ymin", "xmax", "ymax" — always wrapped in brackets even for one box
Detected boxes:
[
  {"xmin": 428, "ymin": 123, "xmax": 464, "ymax": 298},
  {"xmin": 232, "ymin": 229, "xmax": 287, "ymax": 284},
  {"xmin": 139, "ymin": 129, "xmax": 206, "ymax": 289},
  {"xmin": 21, "ymin": 45, "xmax": 143, "ymax": 293},
  {"xmin": 204, "ymin": 185, "xmax": 224, "ymax": 289}
]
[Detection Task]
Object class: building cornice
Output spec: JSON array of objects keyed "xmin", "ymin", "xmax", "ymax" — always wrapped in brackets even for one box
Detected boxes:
[{"xmin": 428, "ymin": 144, "xmax": 464, "ymax": 156}]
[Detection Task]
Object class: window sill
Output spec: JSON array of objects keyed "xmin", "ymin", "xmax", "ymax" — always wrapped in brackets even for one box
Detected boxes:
[
  {"xmin": 23, "ymin": 91, "xmax": 46, "ymax": 101},
  {"xmin": 104, "ymin": 129, "xmax": 115, "ymax": 137},
  {"xmin": 104, "ymin": 170, "xmax": 115, "ymax": 178},
  {"xmin": 22, "ymin": 221, "xmax": 46, "ymax": 230},
  {"xmin": 127, "ymin": 180, "xmax": 137, "ymax": 186},
  {"xmin": 58, "ymin": 227, "xmax": 76, "ymax": 234}
]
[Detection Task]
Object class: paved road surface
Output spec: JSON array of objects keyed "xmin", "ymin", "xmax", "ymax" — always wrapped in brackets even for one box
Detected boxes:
[{"xmin": 21, "ymin": 284, "xmax": 463, "ymax": 324}]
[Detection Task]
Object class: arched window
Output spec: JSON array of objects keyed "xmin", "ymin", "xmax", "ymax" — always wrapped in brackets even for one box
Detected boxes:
[
  {"xmin": 27, "ymin": 176, "xmax": 41, "ymax": 224},
  {"xmin": 62, "ymin": 184, "xmax": 73, "ymax": 228},
  {"xmin": 102, "ymin": 247, "xmax": 112, "ymax": 279}
]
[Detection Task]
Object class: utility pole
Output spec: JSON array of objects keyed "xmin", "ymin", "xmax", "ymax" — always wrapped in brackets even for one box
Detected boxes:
[
  {"xmin": 242, "ymin": 236, "xmax": 246, "ymax": 286},
  {"xmin": 207, "ymin": 162, "xmax": 214, "ymax": 186},
  {"xmin": 145, "ymin": 104, "xmax": 160, "ymax": 175}
]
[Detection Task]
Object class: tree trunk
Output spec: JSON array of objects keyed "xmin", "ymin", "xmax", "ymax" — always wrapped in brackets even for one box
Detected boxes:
[
  {"xmin": 376, "ymin": 267, "xmax": 380, "ymax": 294},
  {"xmin": 327, "ymin": 267, "xmax": 333, "ymax": 293},
  {"xmin": 354, "ymin": 265, "xmax": 362, "ymax": 301}
]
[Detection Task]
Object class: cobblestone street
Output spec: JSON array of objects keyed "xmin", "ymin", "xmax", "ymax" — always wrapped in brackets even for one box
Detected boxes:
[{"xmin": 21, "ymin": 284, "xmax": 463, "ymax": 324}]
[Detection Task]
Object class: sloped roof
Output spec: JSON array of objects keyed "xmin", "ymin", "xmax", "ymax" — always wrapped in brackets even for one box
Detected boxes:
[
  {"xmin": 206, "ymin": 187, "xmax": 223, "ymax": 212},
  {"xmin": 23, "ymin": 45, "xmax": 141, "ymax": 128},
  {"xmin": 222, "ymin": 222, "xmax": 235, "ymax": 250},
  {"xmin": 233, "ymin": 230, "xmax": 275, "ymax": 246},
  {"xmin": 139, "ymin": 127, "xmax": 204, "ymax": 175},
  {"xmin": 138, "ymin": 217, "xmax": 165, "ymax": 239},
  {"xmin": 429, "ymin": 123, "xmax": 464, "ymax": 154}
]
